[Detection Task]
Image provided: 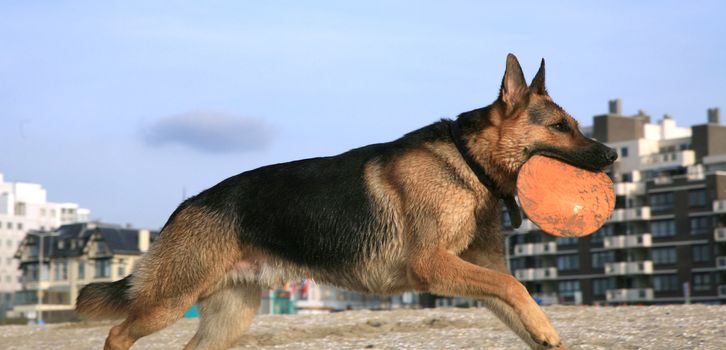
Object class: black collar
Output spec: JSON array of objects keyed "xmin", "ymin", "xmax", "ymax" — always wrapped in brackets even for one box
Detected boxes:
[{"xmin": 447, "ymin": 119, "xmax": 522, "ymax": 228}]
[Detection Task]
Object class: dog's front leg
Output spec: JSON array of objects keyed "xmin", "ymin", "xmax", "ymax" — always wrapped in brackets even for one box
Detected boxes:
[
  {"xmin": 410, "ymin": 248, "xmax": 564, "ymax": 349},
  {"xmin": 459, "ymin": 245, "xmax": 564, "ymax": 350}
]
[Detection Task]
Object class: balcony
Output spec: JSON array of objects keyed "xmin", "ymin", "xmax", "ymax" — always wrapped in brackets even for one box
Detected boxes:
[
  {"xmin": 639, "ymin": 150, "xmax": 695, "ymax": 171},
  {"xmin": 608, "ymin": 207, "xmax": 651, "ymax": 222},
  {"xmin": 715, "ymin": 199, "xmax": 726, "ymax": 213},
  {"xmin": 514, "ymin": 267, "xmax": 557, "ymax": 281},
  {"xmin": 515, "ymin": 219, "xmax": 539, "ymax": 233},
  {"xmin": 614, "ymin": 182, "xmax": 645, "ymax": 196},
  {"xmin": 718, "ymin": 285, "xmax": 726, "ymax": 298},
  {"xmin": 515, "ymin": 268, "xmax": 536, "ymax": 281},
  {"xmin": 604, "ymin": 261, "xmax": 653, "ymax": 275},
  {"xmin": 606, "ymin": 288, "xmax": 654, "ymax": 303},
  {"xmin": 535, "ymin": 267, "xmax": 558, "ymax": 280},
  {"xmin": 534, "ymin": 242, "xmax": 557, "ymax": 255},
  {"xmin": 717, "ymin": 256, "xmax": 726, "ymax": 270},
  {"xmin": 514, "ymin": 244, "xmax": 534, "ymax": 257},
  {"xmin": 514, "ymin": 242, "xmax": 557, "ymax": 257},
  {"xmin": 715, "ymin": 228, "xmax": 726, "ymax": 242},
  {"xmin": 603, "ymin": 233, "xmax": 652, "ymax": 249}
]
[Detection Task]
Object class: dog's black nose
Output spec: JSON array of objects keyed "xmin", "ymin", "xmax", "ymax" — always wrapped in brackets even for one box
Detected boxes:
[{"xmin": 604, "ymin": 148, "xmax": 618, "ymax": 163}]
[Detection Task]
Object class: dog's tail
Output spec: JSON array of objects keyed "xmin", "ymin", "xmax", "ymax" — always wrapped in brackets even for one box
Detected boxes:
[{"xmin": 75, "ymin": 275, "xmax": 132, "ymax": 319}]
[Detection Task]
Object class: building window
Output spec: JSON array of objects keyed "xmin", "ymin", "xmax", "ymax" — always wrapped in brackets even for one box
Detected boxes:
[
  {"xmin": 653, "ymin": 274, "xmax": 679, "ymax": 292},
  {"xmin": 650, "ymin": 192, "xmax": 673, "ymax": 211},
  {"xmin": 15, "ymin": 202, "xmax": 26, "ymax": 216},
  {"xmin": 690, "ymin": 217, "xmax": 712, "ymax": 235},
  {"xmin": 53, "ymin": 259, "xmax": 68, "ymax": 281},
  {"xmin": 692, "ymin": 244, "xmax": 712, "ymax": 263},
  {"xmin": 651, "ymin": 220, "xmax": 676, "ymax": 237},
  {"xmin": 591, "ymin": 251, "xmax": 614, "ymax": 268},
  {"xmin": 591, "ymin": 225, "xmax": 614, "ymax": 244},
  {"xmin": 557, "ymin": 254, "xmax": 580, "ymax": 271},
  {"xmin": 118, "ymin": 264, "xmax": 126, "ymax": 277},
  {"xmin": 558, "ymin": 280, "xmax": 581, "ymax": 296},
  {"xmin": 510, "ymin": 258, "xmax": 526, "ymax": 271},
  {"xmin": 620, "ymin": 147, "xmax": 629, "ymax": 158},
  {"xmin": 17, "ymin": 223, "xmax": 23, "ymax": 231},
  {"xmin": 78, "ymin": 262, "xmax": 85, "ymax": 279},
  {"xmin": 652, "ymin": 247, "xmax": 677, "ymax": 264},
  {"xmin": 94, "ymin": 259, "xmax": 112, "ymax": 278},
  {"xmin": 23, "ymin": 264, "xmax": 38, "ymax": 282},
  {"xmin": 556, "ymin": 237, "xmax": 578, "ymax": 246},
  {"xmin": 6, "ymin": 222, "xmax": 12, "ymax": 229},
  {"xmin": 693, "ymin": 273, "xmax": 712, "ymax": 291},
  {"xmin": 688, "ymin": 190, "xmax": 707, "ymax": 207}
]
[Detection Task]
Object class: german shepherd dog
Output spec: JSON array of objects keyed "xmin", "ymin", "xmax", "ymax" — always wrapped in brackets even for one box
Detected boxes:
[{"xmin": 77, "ymin": 54, "xmax": 617, "ymax": 350}]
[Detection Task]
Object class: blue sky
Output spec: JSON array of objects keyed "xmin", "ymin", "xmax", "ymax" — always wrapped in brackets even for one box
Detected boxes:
[{"xmin": 1, "ymin": 1, "xmax": 725, "ymax": 228}]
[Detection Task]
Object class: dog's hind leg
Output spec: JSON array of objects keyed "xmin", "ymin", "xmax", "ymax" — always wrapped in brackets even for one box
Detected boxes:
[
  {"xmin": 103, "ymin": 205, "xmax": 244, "ymax": 350},
  {"xmin": 183, "ymin": 283, "xmax": 261, "ymax": 350},
  {"xmin": 104, "ymin": 295, "xmax": 196, "ymax": 350}
]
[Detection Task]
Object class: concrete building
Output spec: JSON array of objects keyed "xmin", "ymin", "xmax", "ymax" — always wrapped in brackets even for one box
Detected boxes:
[
  {"xmin": 0, "ymin": 173, "xmax": 90, "ymax": 317},
  {"xmin": 8, "ymin": 222, "xmax": 157, "ymax": 321},
  {"xmin": 506, "ymin": 101, "xmax": 726, "ymax": 305}
]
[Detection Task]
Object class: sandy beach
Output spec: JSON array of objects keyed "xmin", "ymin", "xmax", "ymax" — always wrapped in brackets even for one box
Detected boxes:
[{"xmin": 1, "ymin": 305, "xmax": 725, "ymax": 349}]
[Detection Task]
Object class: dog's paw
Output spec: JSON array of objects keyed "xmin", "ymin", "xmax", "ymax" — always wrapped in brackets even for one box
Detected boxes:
[
  {"xmin": 530, "ymin": 328, "xmax": 563, "ymax": 349},
  {"xmin": 520, "ymin": 314, "xmax": 562, "ymax": 349}
]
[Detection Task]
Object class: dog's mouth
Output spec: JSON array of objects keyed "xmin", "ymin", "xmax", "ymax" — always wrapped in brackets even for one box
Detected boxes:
[{"xmin": 525, "ymin": 145, "xmax": 615, "ymax": 172}]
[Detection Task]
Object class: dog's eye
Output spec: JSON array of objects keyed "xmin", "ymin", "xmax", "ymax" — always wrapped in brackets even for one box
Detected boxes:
[{"xmin": 550, "ymin": 121, "xmax": 570, "ymax": 132}]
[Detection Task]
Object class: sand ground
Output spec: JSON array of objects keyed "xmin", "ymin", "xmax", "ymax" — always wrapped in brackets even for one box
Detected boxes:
[{"xmin": 1, "ymin": 305, "xmax": 725, "ymax": 349}]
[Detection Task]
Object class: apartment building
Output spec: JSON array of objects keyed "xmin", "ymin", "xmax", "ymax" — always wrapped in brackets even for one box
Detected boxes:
[
  {"xmin": 506, "ymin": 101, "xmax": 726, "ymax": 305},
  {"xmin": 8, "ymin": 222, "xmax": 157, "ymax": 321},
  {"xmin": 0, "ymin": 173, "xmax": 89, "ymax": 317}
]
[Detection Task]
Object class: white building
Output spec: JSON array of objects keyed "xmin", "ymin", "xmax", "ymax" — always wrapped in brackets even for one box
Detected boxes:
[{"xmin": 0, "ymin": 172, "xmax": 90, "ymax": 317}]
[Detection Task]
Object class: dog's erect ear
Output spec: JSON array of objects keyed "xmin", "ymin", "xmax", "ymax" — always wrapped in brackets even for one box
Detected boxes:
[
  {"xmin": 530, "ymin": 58, "xmax": 547, "ymax": 95},
  {"xmin": 498, "ymin": 53, "xmax": 528, "ymax": 109}
]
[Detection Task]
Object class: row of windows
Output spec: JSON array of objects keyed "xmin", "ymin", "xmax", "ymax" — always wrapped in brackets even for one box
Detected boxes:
[
  {"xmin": 650, "ymin": 217, "xmax": 716, "ymax": 237},
  {"xmin": 652, "ymin": 246, "xmax": 713, "ymax": 264},
  {"xmin": 562, "ymin": 272, "xmax": 718, "ymax": 297},
  {"xmin": 650, "ymin": 190, "xmax": 708, "ymax": 209},
  {"xmin": 586, "ymin": 218, "xmax": 715, "ymax": 240},
  {"xmin": 21, "ymin": 259, "xmax": 129, "ymax": 281},
  {"xmin": 514, "ymin": 245, "xmax": 715, "ymax": 271},
  {"xmin": 0, "ymin": 221, "xmax": 25, "ymax": 231},
  {"xmin": 617, "ymin": 144, "xmax": 691, "ymax": 160},
  {"xmin": 11, "ymin": 205, "xmax": 75, "ymax": 218}
]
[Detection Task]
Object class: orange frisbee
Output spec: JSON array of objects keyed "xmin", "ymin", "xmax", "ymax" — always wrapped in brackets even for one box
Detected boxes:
[{"xmin": 516, "ymin": 155, "xmax": 615, "ymax": 237}]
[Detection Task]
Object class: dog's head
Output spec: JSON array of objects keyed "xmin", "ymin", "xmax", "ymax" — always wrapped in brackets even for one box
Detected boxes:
[{"xmin": 462, "ymin": 54, "xmax": 617, "ymax": 174}]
